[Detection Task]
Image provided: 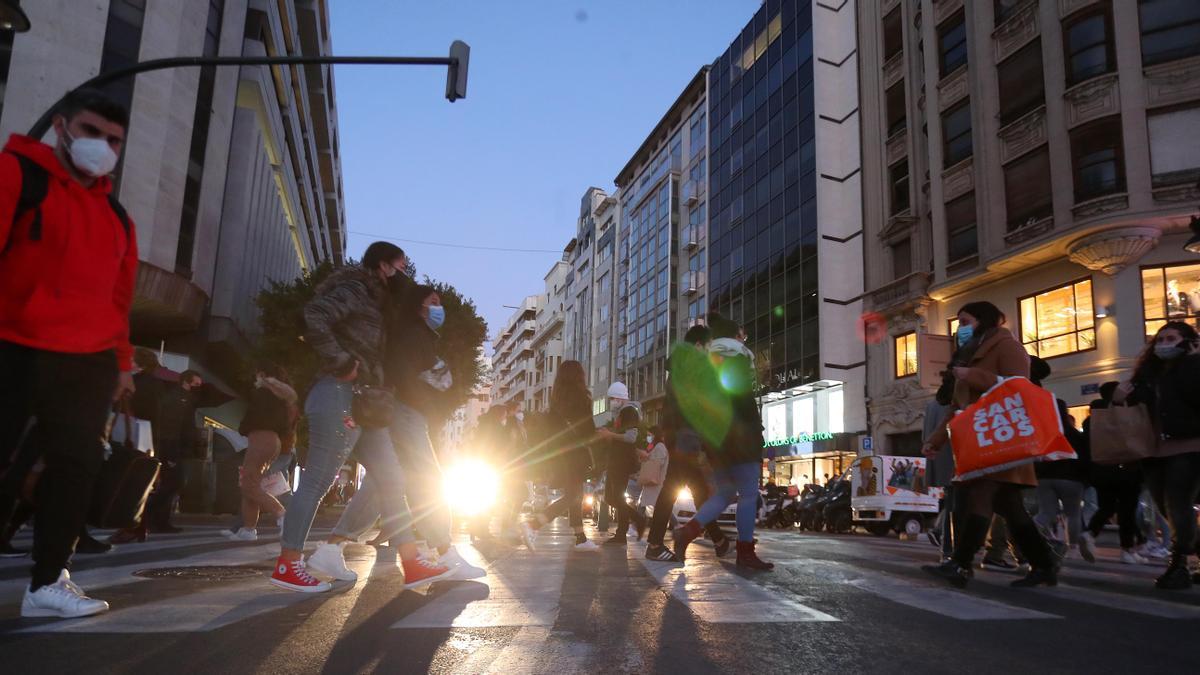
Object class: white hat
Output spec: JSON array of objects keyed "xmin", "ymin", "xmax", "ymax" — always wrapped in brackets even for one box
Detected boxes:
[{"xmin": 606, "ymin": 382, "xmax": 629, "ymax": 400}]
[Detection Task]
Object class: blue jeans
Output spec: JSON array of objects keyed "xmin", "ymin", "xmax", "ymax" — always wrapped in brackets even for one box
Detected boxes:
[
  {"xmin": 332, "ymin": 456, "xmax": 416, "ymax": 545},
  {"xmin": 693, "ymin": 461, "xmax": 759, "ymax": 543},
  {"xmin": 389, "ymin": 402, "xmax": 452, "ymax": 550},
  {"xmin": 280, "ymin": 377, "xmax": 405, "ymax": 552}
]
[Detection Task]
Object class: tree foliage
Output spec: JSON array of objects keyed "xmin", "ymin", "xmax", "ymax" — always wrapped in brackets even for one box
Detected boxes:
[{"xmin": 253, "ymin": 260, "xmax": 488, "ymax": 431}]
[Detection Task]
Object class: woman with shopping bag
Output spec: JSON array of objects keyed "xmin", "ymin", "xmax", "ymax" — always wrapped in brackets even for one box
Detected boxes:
[
  {"xmin": 1113, "ymin": 321, "xmax": 1200, "ymax": 590},
  {"xmin": 920, "ymin": 301, "xmax": 1058, "ymax": 589},
  {"xmin": 636, "ymin": 426, "xmax": 669, "ymax": 518},
  {"xmin": 226, "ymin": 362, "xmax": 298, "ymax": 542}
]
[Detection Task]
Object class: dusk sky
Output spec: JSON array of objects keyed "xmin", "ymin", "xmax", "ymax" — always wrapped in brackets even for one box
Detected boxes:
[{"xmin": 329, "ymin": 0, "xmax": 762, "ymax": 348}]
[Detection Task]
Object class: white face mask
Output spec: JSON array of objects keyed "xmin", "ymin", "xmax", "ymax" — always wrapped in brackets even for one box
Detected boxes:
[{"xmin": 64, "ymin": 129, "xmax": 119, "ymax": 177}]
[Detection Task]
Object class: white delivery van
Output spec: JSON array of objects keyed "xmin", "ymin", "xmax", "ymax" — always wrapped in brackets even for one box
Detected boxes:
[{"xmin": 850, "ymin": 455, "xmax": 941, "ymax": 537}]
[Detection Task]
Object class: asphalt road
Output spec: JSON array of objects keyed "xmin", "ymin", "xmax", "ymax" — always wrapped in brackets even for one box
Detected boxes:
[{"xmin": 1, "ymin": 513, "xmax": 1197, "ymax": 674}]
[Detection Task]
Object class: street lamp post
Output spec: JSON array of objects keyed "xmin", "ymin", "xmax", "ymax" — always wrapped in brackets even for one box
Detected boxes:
[
  {"xmin": 0, "ymin": 0, "xmax": 30, "ymax": 33},
  {"xmin": 27, "ymin": 43, "xmax": 470, "ymax": 139}
]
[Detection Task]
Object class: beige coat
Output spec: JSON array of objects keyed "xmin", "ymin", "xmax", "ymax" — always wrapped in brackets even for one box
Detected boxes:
[{"xmin": 929, "ymin": 327, "xmax": 1037, "ymax": 486}]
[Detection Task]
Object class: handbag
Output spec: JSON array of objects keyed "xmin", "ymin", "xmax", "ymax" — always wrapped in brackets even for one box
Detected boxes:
[
  {"xmin": 88, "ymin": 399, "xmax": 161, "ymax": 529},
  {"xmin": 949, "ymin": 377, "xmax": 1075, "ymax": 481},
  {"xmin": 638, "ymin": 447, "xmax": 667, "ymax": 486},
  {"xmin": 1089, "ymin": 403, "xmax": 1157, "ymax": 465},
  {"xmin": 351, "ymin": 385, "xmax": 397, "ymax": 429}
]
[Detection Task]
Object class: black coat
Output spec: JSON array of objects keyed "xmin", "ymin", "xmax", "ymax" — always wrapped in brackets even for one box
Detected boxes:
[
  {"xmin": 384, "ymin": 313, "xmax": 444, "ymax": 418},
  {"xmin": 156, "ymin": 385, "xmax": 198, "ymax": 460},
  {"xmin": 1130, "ymin": 354, "xmax": 1200, "ymax": 441},
  {"xmin": 239, "ymin": 387, "xmax": 293, "ymax": 439}
]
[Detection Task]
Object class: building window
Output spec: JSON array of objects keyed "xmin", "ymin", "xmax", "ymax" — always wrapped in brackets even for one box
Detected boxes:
[
  {"xmin": 175, "ymin": 0, "xmax": 225, "ymax": 277},
  {"xmin": 1004, "ymin": 147, "xmax": 1053, "ymax": 231},
  {"xmin": 892, "ymin": 238, "xmax": 912, "ymax": 279},
  {"xmin": 1019, "ymin": 278, "xmax": 1096, "ymax": 358},
  {"xmin": 99, "ymin": 0, "xmax": 148, "ymax": 110},
  {"xmin": 1063, "ymin": 5, "xmax": 1114, "ymax": 86},
  {"xmin": 945, "ymin": 192, "xmax": 977, "ymax": 263},
  {"xmin": 995, "ymin": 0, "xmax": 1025, "ymax": 25},
  {"xmin": 997, "ymin": 40, "xmax": 1044, "ymax": 125},
  {"xmin": 883, "ymin": 7, "xmax": 904, "ymax": 60},
  {"xmin": 1141, "ymin": 263, "xmax": 1200, "ymax": 341},
  {"xmin": 942, "ymin": 102, "xmax": 972, "ymax": 167},
  {"xmin": 1065, "ymin": 405, "xmax": 1090, "ymax": 431},
  {"xmin": 1070, "ymin": 116, "xmax": 1125, "ymax": 201},
  {"xmin": 895, "ymin": 332, "xmax": 918, "ymax": 378},
  {"xmin": 938, "ymin": 12, "xmax": 968, "ymax": 77},
  {"xmin": 1139, "ymin": 0, "xmax": 1200, "ymax": 66},
  {"xmin": 889, "ymin": 161, "xmax": 910, "ymax": 215},
  {"xmin": 886, "ymin": 81, "xmax": 907, "ymax": 136},
  {"xmin": 1147, "ymin": 105, "xmax": 1200, "ymax": 187}
]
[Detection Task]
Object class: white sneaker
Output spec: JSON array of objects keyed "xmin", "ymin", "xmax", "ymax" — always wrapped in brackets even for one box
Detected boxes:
[
  {"xmin": 1139, "ymin": 542, "xmax": 1169, "ymax": 560},
  {"xmin": 519, "ymin": 522, "xmax": 538, "ymax": 552},
  {"xmin": 574, "ymin": 540, "xmax": 600, "ymax": 551},
  {"xmin": 22, "ymin": 570, "xmax": 109, "ymax": 618},
  {"xmin": 440, "ymin": 546, "xmax": 487, "ymax": 580},
  {"xmin": 306, "ymin": 542, "xmax": 358, "ymax": 582},
  {"xmin": 1078, "ymin": 532, "xmax": 1097, "ymax": 563},
  {"xmin": 227, "ymin": 528, "xmax": 258, "ymax": 542},
  {"xmin": 1120, "ymin": 548, "xmax": 1147, "ymax": 565},
  {"xmin": 219, "ymin": 529, "xmax": 237, "ymax": 538}
]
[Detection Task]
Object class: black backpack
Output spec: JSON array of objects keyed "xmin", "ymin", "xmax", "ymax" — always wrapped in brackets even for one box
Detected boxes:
[{"xmin": 3, "ymin": 153, "xmax": 131, "ymax": 252}]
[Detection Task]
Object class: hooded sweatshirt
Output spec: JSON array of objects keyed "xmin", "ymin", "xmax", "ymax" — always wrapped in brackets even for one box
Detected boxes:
[{"xmin": 0, "ymin": 134, "xmax": 138, "ymax": 370}]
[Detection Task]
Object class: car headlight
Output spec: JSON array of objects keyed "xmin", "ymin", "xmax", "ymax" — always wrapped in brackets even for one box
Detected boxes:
[
  {"xmin": 584, "ymin": 495, "xmax": 594, "ymax": 506},
  {"xmin": 677, "ymin": 487, "xmax": 693, "ymax": 501}
]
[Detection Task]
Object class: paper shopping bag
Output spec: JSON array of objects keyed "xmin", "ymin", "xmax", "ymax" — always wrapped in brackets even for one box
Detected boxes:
[{"xmin": 949, "ymin": 377, "xmax": 1075, "ymax": 481}]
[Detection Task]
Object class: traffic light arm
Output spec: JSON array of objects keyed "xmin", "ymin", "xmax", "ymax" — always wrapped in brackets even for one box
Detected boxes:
[{"xmin": 28, "ymin": 49, "xmax": 469, "ymax": 138}]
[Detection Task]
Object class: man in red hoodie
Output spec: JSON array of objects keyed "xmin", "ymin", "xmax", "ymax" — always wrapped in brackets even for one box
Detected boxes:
[{"xmin": 0, "ymin": 88, "xmax": 138, "ymax": 618}]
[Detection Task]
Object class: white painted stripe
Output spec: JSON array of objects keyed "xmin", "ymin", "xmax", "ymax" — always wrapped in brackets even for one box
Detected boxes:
[
  {"xmin": 637, "ymin": 550, "xmax": 839, "ymax": 623},
  {"xmin": 787, "ymin": 560, "xmax": 1060, "ymax": 621},
  {"xmin": 393, "ymin": 545, "xmax": 565, "ymax": 629},
  {"xmin": 965, "ymin": 569, "xmax": 1200, "ymax": 619},
  {"xmin": 15, "ymin": 575, "xmax": 324, "ymax": 634},
  {"xmin": 0, "ymin": 542, "xmax": 283, "ymax": 604}
]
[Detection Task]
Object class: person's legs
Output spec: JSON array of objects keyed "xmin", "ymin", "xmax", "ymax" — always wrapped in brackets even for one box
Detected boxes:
[
  {"xmin": 728, "ymin": 462, "xmax": 760, "ymax": 543},
  {"xmin": 1159, "ymin": 453, "xmax": 1200, "ymax": 559},
  {"xmin": 983, "ymin": 515, "xmax": 1013, "ymax": 564},
  {"xmin": 240, "ymin": 431, "xmax": 284, "ymax": 530},
  {"xmin": 1033, "ymin": 480, "xmax": 1062, "ymax": 537},
  {"xmin": 993, "ymin": 484, "xmax": 1055, "ymax": 574},
  {"xmin": 279, "ymin": 378, "xmax": 357, "ymax": 558},
  {"xmin": 1058, "ymin": 480, "xmax": 1084, "ymax": 547},
  {"xmin": 1086, "ymin": 481, "xmax": 1118, "ymax": 537},
  {"xmin": 330, "ymin": 430, "xmax": 414, "ymax": 546},
  {"xmin": 391, "ymin": 404, "xmax": 452, "ymax": 553},
  {"xmin": 1114, "ymin": 479, "xmax": 1141, "ymax": 550},
  {"xmin": 29, "ymin": 349, "xmax": 117, "ymax": 590},
  {"xmin": 692, "ymin": 466, "xmax": 737, "ymax": 528}
]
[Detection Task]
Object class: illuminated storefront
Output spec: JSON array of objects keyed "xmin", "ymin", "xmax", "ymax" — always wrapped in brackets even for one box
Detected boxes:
[{"xmin": 759, "ymin": 383, "xmax": 857, "ymax": 486}]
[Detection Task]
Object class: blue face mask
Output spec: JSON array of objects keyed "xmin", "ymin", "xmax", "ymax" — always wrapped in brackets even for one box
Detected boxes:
[
  {"xmin": 956, "ymin": 324, "xmax": 975, "ymax": 348},
  {"xmin": 426, "ymin": 305, "xmax": 445, "ymax": 330}
]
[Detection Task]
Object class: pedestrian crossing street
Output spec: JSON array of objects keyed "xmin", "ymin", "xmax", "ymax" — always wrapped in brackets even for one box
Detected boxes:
[{"xmin": 2, "ymin": 524, "xmax": 1199, "ymax": 635}]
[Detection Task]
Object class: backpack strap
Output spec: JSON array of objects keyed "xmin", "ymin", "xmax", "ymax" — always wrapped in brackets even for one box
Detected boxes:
[
  {"xmin": 9, "ymin": 154, "xmax": 49, "ymax": 244},
  {"xmin": 107, "ymin": 194, "xmax": 131, "ymax": 238}
]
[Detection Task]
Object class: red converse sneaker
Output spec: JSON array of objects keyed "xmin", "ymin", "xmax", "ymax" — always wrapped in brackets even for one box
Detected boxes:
[
  {"xmin": 270, "ymin": 556, "xmax": 332, "ymax": 593},
  {"xmin": 401, "ymin": 556, "xmax": 455, "ymax": 590}
]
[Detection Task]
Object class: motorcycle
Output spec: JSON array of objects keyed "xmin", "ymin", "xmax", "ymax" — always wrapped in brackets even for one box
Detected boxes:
[
  {"xmin": 821, "ymin": 477, "xmax": 853, "ymax": 534},
  {"xmin": 795, "ymin": 483, "xmax": 826, "ymax": 531},
  {"xmin": 761, "ymin": 488, "xmax": 795, "ymax": 529}
]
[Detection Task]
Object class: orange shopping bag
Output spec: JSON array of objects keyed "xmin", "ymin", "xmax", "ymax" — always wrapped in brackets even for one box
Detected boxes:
[{"xmin": 949, "ymin": 377, "xmax": 1075, "ymax": 482}]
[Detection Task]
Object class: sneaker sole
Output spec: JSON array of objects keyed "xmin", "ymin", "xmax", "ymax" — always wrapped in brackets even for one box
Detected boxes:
[
  {"xmin": 269, "ymin": 577, "xmax": 331, "ymax": 593},
  {"xmin": 306, "ymin": 559, "xmax": 358, "ymax": 583},
  {"xmin": 21, "ymin": 604, "xmax": 109, "ymax": 618},
  {"xmin": 450, "ymin": 565, "xmax": 487, "ymax": 581},
  {"xmin": 403, "ymin": 567, "xmax": 457, "ymax": 590}
]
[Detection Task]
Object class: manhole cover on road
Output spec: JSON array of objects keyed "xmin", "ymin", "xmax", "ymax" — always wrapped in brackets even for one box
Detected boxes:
[{"xmin": 133, "ymin": 565, "xmax": 271, "ymax": 581}]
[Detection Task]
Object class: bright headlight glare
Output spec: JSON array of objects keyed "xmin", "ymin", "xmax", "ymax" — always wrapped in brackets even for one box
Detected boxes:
[
  {"xmin": 584, "ymin": 495, "xmax": 594, "ymax": 506},
  {"xmin": 442, "ymin": 459, "xmax": 500, "ymax": 516},
  {"xmin": 678, "ymin": 487, "xmax": 693, "ymax": 501}
]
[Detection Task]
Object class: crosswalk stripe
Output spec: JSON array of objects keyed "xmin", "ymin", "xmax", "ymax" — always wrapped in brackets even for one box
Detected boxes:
[
  {"xmin": 392, "ymin": 546, "xmax": 566, "ymax": 629},
  {"xmin": 635, "ymin": 546, "xmax": 839, "ymax": 623},
  {"xmin": 14, "ymin": 574, "xmax": 322, "ymax": 634},
  {"xmin": 963, "ymin": 569, "xmax": 1200, "ymax": 619},
  {"xmin": 785, "ymin": 560, "xmax": 1061, "ymax": 621},
  {"xmin": 0, "ymin": 542, "xmax": 282, "ymax": 605}
]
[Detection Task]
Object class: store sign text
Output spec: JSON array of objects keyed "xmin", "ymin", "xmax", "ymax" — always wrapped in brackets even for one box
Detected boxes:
[{"xmin": 764, "ymin": 432, "xmax": 835, "ymax": 447}]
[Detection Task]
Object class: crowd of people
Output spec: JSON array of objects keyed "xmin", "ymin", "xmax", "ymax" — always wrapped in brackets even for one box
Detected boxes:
[
  {"xmin": 1, "ymin": 88, "xmax": 1198, "ymax": 624},
  {"xmin": 920, "ymin": 301, "xmax": 1200, "ymax": 592}
]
